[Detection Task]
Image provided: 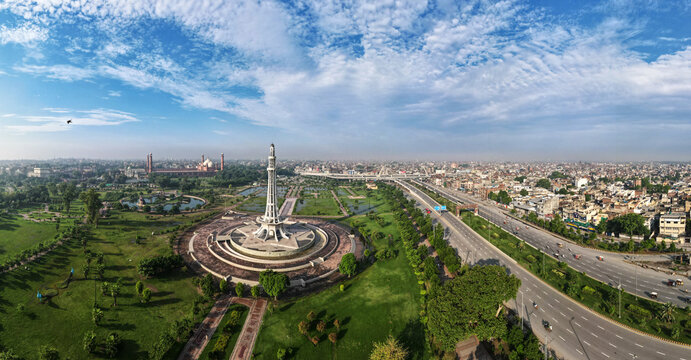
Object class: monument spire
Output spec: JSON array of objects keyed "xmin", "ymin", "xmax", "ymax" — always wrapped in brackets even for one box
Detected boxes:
[{"xmin": 255, "ymin": 143, "xmax": 289, "ymax": 241}]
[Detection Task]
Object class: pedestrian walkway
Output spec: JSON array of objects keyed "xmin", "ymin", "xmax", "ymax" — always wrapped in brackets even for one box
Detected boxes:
[
  {"xmin": 177, "ymin": 295, "xmax": 233, "ymax": 360},
  {"xmin": 330, "ymin": 190, "xmax": 349, "ymax": 216},
  {"xmin": 230, "ymin": 298, "xmax": 268, "ymax": 360}
]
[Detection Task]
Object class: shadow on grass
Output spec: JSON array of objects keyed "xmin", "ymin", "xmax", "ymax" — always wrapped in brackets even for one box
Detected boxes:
[
  {"xmin": 398, "ymin": 319, "xmax": 426, "ymax": 360},
  {"xmin": 102, "ymin": 322, "xmax": 137, "ymax": 331}
]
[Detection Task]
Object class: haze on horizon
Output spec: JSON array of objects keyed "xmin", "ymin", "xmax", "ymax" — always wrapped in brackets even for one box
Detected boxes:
[{"xmin": 0, "ymin": 0, "xmax": 690, "ymax": 161}]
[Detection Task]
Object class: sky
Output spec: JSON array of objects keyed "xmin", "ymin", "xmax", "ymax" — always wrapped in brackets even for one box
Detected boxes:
[{"xmin": 0, "ymin": 0, "xmax": 690, "ymax": 161}]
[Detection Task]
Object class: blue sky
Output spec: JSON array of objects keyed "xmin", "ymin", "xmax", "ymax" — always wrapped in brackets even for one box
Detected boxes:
[{"xmin": 0, "ymin": 0, "xmax": 689, "ymax": 161}]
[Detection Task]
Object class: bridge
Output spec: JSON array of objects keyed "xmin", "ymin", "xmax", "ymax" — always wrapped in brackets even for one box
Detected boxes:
[{"xmin": 299, "ymin": 172, "xmax": 430, "ymax": 181}]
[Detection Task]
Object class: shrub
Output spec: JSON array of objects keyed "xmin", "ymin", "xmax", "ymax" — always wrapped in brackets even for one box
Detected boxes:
[
  {"xmin": 525, "ymin": 255, "xmax": 537, "ymax": 263},
  {"xmin": 627, "ymin": 304, "xmax": 651, "ymax": 319},
  {"xmin": 137, "ymin": 254, "xmax": 184, "ymax": 278},
  {"xmin": 582, "ymin": 285, "xmax": 596, "ymax": 295},
  {"xmin": 235, "ymin": 282, "xmax": 245, "ymax": 297}
]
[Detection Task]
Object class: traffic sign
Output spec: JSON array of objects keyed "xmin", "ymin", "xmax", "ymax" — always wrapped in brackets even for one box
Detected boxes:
[
  {"xmin": 441, "ymin": 206, "xmax": 447, "ymax": 211},
  {"xmin": 434, "ymin": 206, "xmax": 441, "ymax": 211}
]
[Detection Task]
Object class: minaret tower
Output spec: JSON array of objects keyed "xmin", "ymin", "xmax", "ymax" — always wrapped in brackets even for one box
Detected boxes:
[{"xmin": 255, "ymin": 144, "xmax": 289, "ymax": 241}]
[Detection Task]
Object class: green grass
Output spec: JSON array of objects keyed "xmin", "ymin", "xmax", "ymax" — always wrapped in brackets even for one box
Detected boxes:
[
  {"xmin": 461, "ymin": 212, "xmax": 691, "ymax": 344},
  {"xmin": 294, "ymin": 191, "xmax": 343, "ymax": 216},
  {"xmin": 253, "ymin": 199, "xmax": 430, "ymax": 359},
  {"xmin": 0, "ymin": 209, "xmax": 209, "ymax": 359},
  {"xmin": 0, "ymin": 213, "xmax": 59, "ymax": 263},
  {"xmin": 198, "ymin": 304, "xmax": 250, "ymax": 360},
  {"xmin": 236, "ymin": 196, "xmax": 285, "ymax": 213}
]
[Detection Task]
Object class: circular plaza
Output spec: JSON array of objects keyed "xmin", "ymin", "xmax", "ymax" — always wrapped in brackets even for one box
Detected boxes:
[{"xmin": 182, "ymin": 144, "xmax": 356, "ymax": 289}]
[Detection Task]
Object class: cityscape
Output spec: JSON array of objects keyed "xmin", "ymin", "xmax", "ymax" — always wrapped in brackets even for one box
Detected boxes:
[{"xmin": 1, "ymin": 1, "xmax": 691, "ymax": 360}]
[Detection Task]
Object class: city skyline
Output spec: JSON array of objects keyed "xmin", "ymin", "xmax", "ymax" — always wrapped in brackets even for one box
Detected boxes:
[{"xmin": 1, "ymin": 0, "xmax": 690, "ymax": 161}]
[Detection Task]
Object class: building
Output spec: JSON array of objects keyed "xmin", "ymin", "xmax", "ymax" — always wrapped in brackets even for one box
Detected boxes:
[
  {"xmin": 658, "ymin": 213, "xmax": 686, "ymax": 239},
  {"xmin": 146, "ymin": 153, "xmax": 224, "ymax": 177},
  {"xmin": 575, "ymin": 178, "xmax": 588, "ymax": 188},
  {"xmin": 28, "ymin": 167, "xmax": 50, "ymax": 178}
]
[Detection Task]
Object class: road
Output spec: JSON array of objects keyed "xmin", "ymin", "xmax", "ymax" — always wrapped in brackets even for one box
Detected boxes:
[
  {"xmin": 397, "ymin": 180, "xmax": 690, "ymax": 360},
  {"xmin": 416, "ymin": 181, "xmax": 691, "ymax": 308}
]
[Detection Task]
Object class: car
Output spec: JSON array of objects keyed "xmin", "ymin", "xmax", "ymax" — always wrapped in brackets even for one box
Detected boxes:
[
  {"xmin": 668, "ymin": 280, "xmax": 678, "ymax": 287},
  {"xmin": 553, "ymin": 253, "xmax": 559, "ymax": 258},
  {"xmin": 650, "ymin": 292, "xmax": 658, "ymax": 299},
  {"xmin": 557, "ymin": 243, "xmax": 563, "ymax": 248},
  {"xmin": 574, "ymin": 254, "xmax": 582, "ymax": 259},
  {"xmin": 597, "ymin": 255, "xmax": 604, "ymax": 261}
]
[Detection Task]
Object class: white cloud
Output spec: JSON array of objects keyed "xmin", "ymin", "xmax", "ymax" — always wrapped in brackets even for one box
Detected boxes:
[
  {"xmin": 0, "ymin": 23, "xmax": 48, "ymax": 45},
  {"xmin": 5, "ymin": 108, "xmax": 139, "ymax": 133},
  {"xmin": 107, "ymin": 90, "xmax": 121, "ymax": 97},
  {"xmin": 2, "ymin": 0, "xmax": 691, "ymax": 158},
  {"xmin": 213, "ymin": 130, "xmax": 229, "ymax": 135}
]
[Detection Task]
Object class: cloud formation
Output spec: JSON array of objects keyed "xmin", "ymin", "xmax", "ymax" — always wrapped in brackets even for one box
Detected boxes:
[{"xmin": 1, "ymin": 0, "xmax": 690, "ymax": 159}]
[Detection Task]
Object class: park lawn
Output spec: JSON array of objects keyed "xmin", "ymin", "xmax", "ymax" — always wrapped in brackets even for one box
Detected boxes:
[
  {"xmin": 460, "ymin": 212, "xmax": 691, "ymax": 344},
  {"xmin": 294, "ymin": 191, "xmax": 342, "ymax": 216},
  {"xmin": 340, "ymin": 189, "xmax": 391, "ymax": 216},
  {"xmin": 0, "ymin": 209, "xmax": 206, "ymax": 359},
  {"xmin": 252, "ymin": 248, "xmax": 428, "ymax": 360},
  {"xmin": 254, "ymin": 198, "xmax": 430, "ymax": 359},
  {"xmin": 198, "ymin": 304, "xmax": 250, "ymax": 360},
  {"xmin": 0, "ymin": 213, "xmax": 59, "ymax": 263}
]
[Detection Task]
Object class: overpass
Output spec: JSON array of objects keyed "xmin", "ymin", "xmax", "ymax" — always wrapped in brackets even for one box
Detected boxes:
[{"xmin": 299, "ymin": 171, "xmax": 430, "ymax": 181}]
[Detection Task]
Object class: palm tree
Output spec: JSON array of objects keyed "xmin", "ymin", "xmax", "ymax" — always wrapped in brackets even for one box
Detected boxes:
[{"xmin": 657, "ymin": 302, "xmax": 675, "ymax": 323}]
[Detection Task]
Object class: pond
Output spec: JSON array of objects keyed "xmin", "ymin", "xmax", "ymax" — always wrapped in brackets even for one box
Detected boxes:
[
  {"xmin": 346, "ymin": 199, "xmax": 377, "ymax": 215},
  {"xmin": 238, "ymin": 187, "xmax": 261, "ymax": 196},
  {"xmin": 121, "ymin": 196, "xmax": 206, "ymax": 211}
]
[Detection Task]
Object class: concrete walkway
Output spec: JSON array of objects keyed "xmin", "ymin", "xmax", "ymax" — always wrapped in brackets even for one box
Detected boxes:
[
  {"xmin": 330, "ymin": 190, "xmax": 349, "ymax": 216},
  {"xmin": 178, "ymin": 295, "xmax": 233, "ymax": 360},
  {"xmin": 230, "ymin": 298, "xmax": 268, "ymax": 360}
]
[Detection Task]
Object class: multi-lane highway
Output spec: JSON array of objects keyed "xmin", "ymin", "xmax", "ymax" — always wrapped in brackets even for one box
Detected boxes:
[
  {"xmin": 415, "ymin": 181, "xmax": 691, "ymax": 308},
  {"xmin": 397, "ymin": 180, "xmax": 690, "ymax": 360}
]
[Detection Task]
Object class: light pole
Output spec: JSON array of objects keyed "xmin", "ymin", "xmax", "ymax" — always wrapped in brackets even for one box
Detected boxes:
[{"xmin": 618, "ymin": 275, "xmax": 622, "ymax": 318}]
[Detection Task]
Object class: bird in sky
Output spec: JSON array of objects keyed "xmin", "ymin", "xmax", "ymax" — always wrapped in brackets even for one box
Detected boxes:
[{"xmin": 66, "ymin": 119, "xmax": 72, "ymax": 124}]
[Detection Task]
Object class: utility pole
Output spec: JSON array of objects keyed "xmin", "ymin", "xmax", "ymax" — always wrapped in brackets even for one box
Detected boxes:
[
  {"xmin": 618, "ymin": 276, "xmax": 622, "ymax": 319},
  {"xmin": 521, "ymin": 291, "xmax": 524, "ymax": 331}
]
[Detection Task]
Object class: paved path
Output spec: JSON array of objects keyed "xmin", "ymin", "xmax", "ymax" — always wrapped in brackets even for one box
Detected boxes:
[
  {"xmin": 230, "ymin": 298, "xmax": 268, "ymax": 360},
  {"xmin": 178, "ymin": 295, "xmax": 233, "ymax": 360},
  {"xmin": 330, "ymin": 190, "xmax": 349, "ymax": 216},
  {"xmin": 279, "ymin": 197, "xmax": 297, "ymax": 217}
]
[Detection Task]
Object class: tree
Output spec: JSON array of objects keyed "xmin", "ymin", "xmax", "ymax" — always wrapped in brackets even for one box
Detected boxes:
[
  {"xmin": 427, "ymin": 265, "xmax": 521, "ymax": 350},
  {"xmin": 369, "ymin": 335, "xmax": 408, "ymax": 360},
  {"xmin": 235, "ymin": 282, "xmax": 245, "ymax": 297},
  {"xmin": 520, "ymin": 189, "xmax": 528, "ymax": 196},
  {"xmin": 92, "ymin": 306, "xmax": 104, "ymax": 325},
  {"xmin": 307, "ymin": 310, "xmax": 316, "ymax": 321},
  {"xmin": 607, "ymin": 213, "xmax": 649, "ymax": 238},
  {"xmin": 104, "ymin": 332, "xmax": 121, "ymax": 358},
  {"xmin": 0, "ymin": 349, "xmax": 20, "ymax": 360},
  {"xmin": 298, "ymin": 321, "xmax": 309, "ymax": 335},
  {"xmin": 200, "ymin": 273, "xmax": 215, "ymax": 298},
  {"xmin": 58, "ymin": 182, "xmax": 79, "ymax": 217},
  {"xmin": 81, "ymin": 263, "xmax": 90, "ymax": 279},
  {"xmin": 259, "ymin": 270, "xmax": 289, "ymax": 300},
  {"xmin": 338, "ymin": 253, "xmax": 357, "ymax": 278},
  {"xmin": 536, "ymin": 178, "xmax": 551, "ymax": 189},
  {"xmin": 110, "ymin": 282, "xmax": 121, "ymax": 306},
  {"xmin": 83, "ymin": 330, "xmax": 96, "ymax": 353},
  {"xmin": 218, "ymin": 279, "xmax": 228, "ymax": 294},
  {"xmin": 328, "ymin": 332, "xmax": 338, "ymax": 344},
  {"xmin": 657, "ymin": 302, "xmax": 675, "ymax": 323},
  {"xmin": 80, "ymin": 189, "xmax": 102, "ymax": 227},
  {"xmin": 142, "ymin": 288, "xmax": 152, "ymax": 303},
  {"xmin": 135, "ymin": 280, "xmax": 144, "ymax": 296},
  {"xmin": 316, "ymin": 320, "xmax": 326, "ymax": 333},
  {"xmin": 38, "ymin": 346, "xmax": 59, "ymax": 360},
  {"xmin": 251, "ymin": 285, "xmax": 260, "ymax": 298}
]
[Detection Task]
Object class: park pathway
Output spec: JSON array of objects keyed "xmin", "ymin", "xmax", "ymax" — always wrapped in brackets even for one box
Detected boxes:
[
  {"xmin": 330, "ymin": 190, "xmax": 349, "ymax": 216},
  {"xmin": 230, "ymin": 298, "xmax": 267, "ymax": 360},
  {"xmin": 178, "ymin": 295, "xmax": 233, "ymax": 360}
]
